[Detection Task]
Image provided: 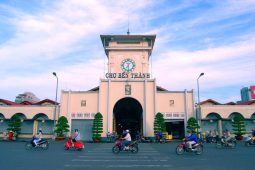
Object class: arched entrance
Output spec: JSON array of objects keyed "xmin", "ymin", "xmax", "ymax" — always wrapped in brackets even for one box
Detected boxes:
[{"xmin": 113, "ymin": 97, "xmax": 143, "ymax": 139}]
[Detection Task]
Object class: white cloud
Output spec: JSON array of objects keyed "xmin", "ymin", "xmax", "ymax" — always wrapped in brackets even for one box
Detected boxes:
[
  {"xmin": 0, "ymin": 0, "xmax": 155, "ymax": 100},
  {"xmin": 0, "ymin": 58, "xmax": 105, "ymax": 100},
  {"xmin": 153, "ymin": 35, "xmax": 255, "ymax": 91},
  {"xmin": 0, "ymin": 0, "xmax": 153, "ymax": 68}
]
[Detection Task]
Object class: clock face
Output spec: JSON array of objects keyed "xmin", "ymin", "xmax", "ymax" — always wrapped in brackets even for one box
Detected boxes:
[{"xmin": 121, "ymin": 59, "xmax": 136, "ymax": 73}]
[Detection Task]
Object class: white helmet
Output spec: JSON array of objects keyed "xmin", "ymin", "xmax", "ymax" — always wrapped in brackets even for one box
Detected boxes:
[{"xmin": 126, "ymin": 129, "xmax": 129, "ymax": 133}]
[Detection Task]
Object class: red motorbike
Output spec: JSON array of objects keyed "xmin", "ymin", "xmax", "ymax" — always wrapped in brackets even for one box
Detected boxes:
[
  {"xmin": 112, "ymin": 138, "xmax": 138, "ymax": 154},
  {"xmin": 176, "ymin": 138, "xmax": 203, "ymax": 155},
  {"xmin": 64, "ymin": 137, "xmax": 84, "ymax": 151}
]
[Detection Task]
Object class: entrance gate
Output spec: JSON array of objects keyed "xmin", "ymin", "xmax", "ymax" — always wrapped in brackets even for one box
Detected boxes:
[{"xmin": 113, "ymin": 97, "xmax": 143, "ymax": 139}]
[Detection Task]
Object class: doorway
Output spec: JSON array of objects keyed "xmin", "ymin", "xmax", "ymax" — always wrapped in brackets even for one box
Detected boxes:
[{"xmin": 113, "ymin": 97, "xmax": 143, "ymax": 139}]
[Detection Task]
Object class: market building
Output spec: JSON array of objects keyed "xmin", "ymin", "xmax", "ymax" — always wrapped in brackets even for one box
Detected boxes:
[
  {"xmin": 1, "ymin": 33, "xmax": 254, "ymax": 141},
  {"xmin": 200, "ymin": 99, "xmax": 255, "ymax": 136},
  {"xmin": 0, "ymin": 99, "xmax": 57, "ymax": 139},
  {"xmin": 60, "ymin": 34, "xmax": 195, "ymax": 141}
]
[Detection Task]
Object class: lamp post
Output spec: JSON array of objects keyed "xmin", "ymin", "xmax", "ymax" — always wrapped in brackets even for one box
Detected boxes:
[
  {"xmin": 52, "ymin": 72, "xmax": 58, "ymax": 138},
  {"xmin": 197, "ymin": 72, "xmax": 204, "ymax": 125}
]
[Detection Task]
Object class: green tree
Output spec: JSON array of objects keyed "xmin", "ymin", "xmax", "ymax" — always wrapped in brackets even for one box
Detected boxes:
[
  {"xmin": 154, "ymin": 112, "xmax": 166, "ymax": 133},
  {"xmin": 8, "ymin": 114, "xmax": 22, "ymax": 136},
  {"xmin": 232, "ymin": 114, "xmax": 246, "ymax": 136},
  {"xmin": 187, "ymin": 117, "xmax": 200, "ymax": 133},
  {"xmin": 54, "ymin": 116, "xmax": 70, "ymax": 137},
  {"xmin": 92, "ymin": 112, "xmax": 103, "ymax": 141}
]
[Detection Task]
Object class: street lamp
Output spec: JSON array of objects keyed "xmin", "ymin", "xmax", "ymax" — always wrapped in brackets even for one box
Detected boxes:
[
  {"xmin": 52, "ymin": 72, "xmax": 58, "ymax": 138},
  {"xmin": 197, "ymin": 72, "xmax": 204, "ymax": 124}
]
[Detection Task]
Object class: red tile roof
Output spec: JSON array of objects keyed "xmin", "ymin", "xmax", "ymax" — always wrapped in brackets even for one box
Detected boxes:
[
  {"xmin": 237, "ymin": 100, "xmax": 255, "ymax": 105},
  {"xmin": 88, "ymin": 86, "xmax": 99, "ymax": 91},
  {"xmin": 156, "ymin": 86, "xmax": 168, "ymax": 91},
  {"xmin": 224, "ymin": 102, "xmax": 236, "ymax": 105},
  {"xmin": 33, "ymin": 99, "xmax": 58, "ymax": 105},
  {"xmin": 200, "ymin": 99, "xmax": 221, "ymax": 105},
  {"xmin": 201, "ymin": 99, "xmax": 255, "ymax": 105},
  {"xmin": 20, "ymin": 101, "xmax": 34, "ymax": 105},
  {"xmin": 0, "ymin": 99, "xmax": 23, "ymax": 106},
  {"xmin": 0, "ymin": 99, "xmax": 58, "ymax": 106}
]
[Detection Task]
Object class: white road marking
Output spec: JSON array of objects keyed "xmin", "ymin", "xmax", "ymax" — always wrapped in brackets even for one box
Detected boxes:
[
  {"xmin": 107, "ymin": 165, "xmax": 173, "ymax": 168},
  {"xmin": 82, "ymin": 152, "xmax": 161, "ymax": 155},
  {"xmin": 64, "ymin": 164, "xmax": 173, "ymax": 168},
  {"xmin": 64, "ymin": 164, "xmax": 91, "ymax": 167},
  {"xmin": 72, "ymin": 159, "xmax": 168, "ymax": 162},
  {"xmin": 79, "ymin": 155, "xmax": 150, "ymax": 158}
]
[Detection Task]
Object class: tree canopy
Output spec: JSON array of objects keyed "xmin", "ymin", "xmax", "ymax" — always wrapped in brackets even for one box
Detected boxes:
[
  {"xmin": 154, "ymin": 112, "xmax": 166, "ymax": 133},
  {"xmin": 92, "ymin": 112, "xmax": 103, "ymax": 141},
  {"xmin": 54, "ymin": 116, "xmax": 70, "ymax": 137}
]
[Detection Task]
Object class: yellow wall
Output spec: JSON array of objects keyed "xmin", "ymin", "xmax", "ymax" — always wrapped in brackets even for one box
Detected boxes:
[{"xmin": 0, "ymin": 105, "xmax": 56, "ymax": 119}]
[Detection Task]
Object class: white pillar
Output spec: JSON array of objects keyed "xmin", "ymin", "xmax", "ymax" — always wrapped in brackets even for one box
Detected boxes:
[
  {"xmin": 218, "ymin": 119, "xmax": 222, "ymax": 137},
  {"xmin": 184, "ymin": 89, "xmax": 188, "ymax": 137},
  {"xmin": 143, "ymin": 79, "xmax": 147, "ymax": 136},
  {"xmin": 107, "ymin": 79, "xmax": 111, "ymax": 134}
]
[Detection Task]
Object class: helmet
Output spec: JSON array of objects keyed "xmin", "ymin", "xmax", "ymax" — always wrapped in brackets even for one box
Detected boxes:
[{"xmin": 126, "ymin": 130, "xmax": 129, "ymax": 133}]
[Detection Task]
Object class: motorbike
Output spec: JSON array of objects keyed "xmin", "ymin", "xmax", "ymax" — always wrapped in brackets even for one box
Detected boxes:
[
  {"xmin": 25, "ymin": 137, "xmax": 49, "ymax": 150},
  {"xmin": 176, "ymin": 139, "xmax": 203, "ymax": 155},
  {"xmin": 154, "ymin": 135, "xmax": 166, "ymax": 144},
  {"xmin": 140, "ymin": 136, "xmax": 153, "ymax": 143},
  {"xmin": 112, "ymin": 138, "xmax": 138, "ymax": 154},
  {"xmin": 216, "ymin": 137, "xmax": 236, "ymax": 149},
  {"xmin": 64, "ymin": 137, "xmax": 84, "ymax": 151},
  {"xmin": 206, "ymin": 135, "xmax": 217, "ymax": 143},
  {"xmin": 245, "ymin": 136, "xmax": 255, "ymax": 147}
]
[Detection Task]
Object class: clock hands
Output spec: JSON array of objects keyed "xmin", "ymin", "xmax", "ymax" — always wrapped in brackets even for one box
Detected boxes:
[
  {"xmin": 121, "ymin": 59, "xmax": 135, "ymax": 72},
  {"xmin": 126, "ymin": 62, "xmax": 131, "ymax": 71}
]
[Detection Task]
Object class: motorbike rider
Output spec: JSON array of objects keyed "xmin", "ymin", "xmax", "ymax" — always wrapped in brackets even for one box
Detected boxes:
[
  {"xmin": 156, "ymin": 131, "xmax": 163, "ymax": 142},
  {"xmin": 121, "ymin": 129, "xmax": 132, "ymax": 150},
  {"xmin": 33, "ymin": 129, "xmax": 43, "ymax": 146},
  {"xmin": 71, "ymin": 129, "xmax": 81, "ymax": 146},
  {"xmin": 222, "ymin": 129, "xmax": 231, "ymax": 144},
  {"xmin": 185, "ymin": 130, "xmax": 198, "ymax": 150},
  {"xmin": 251, "ymin": 128, "xmax": 255, "ymax": 144}
]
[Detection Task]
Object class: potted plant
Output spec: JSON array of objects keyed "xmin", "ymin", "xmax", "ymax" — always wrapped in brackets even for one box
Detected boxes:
[
  {"xmin": 92, "ymin": 112, "xmax": 103, "ymax": 142},
  {"xmin": 187, "ymin": 117, "xmax": 200, "ymax": 135},
  {"xmin": 154, "ymin": 112, "xmax": 166, "ymax": 133},
  {"xmin": 153, "ymin": 112, "xmax": 167, "ymax": 142},
  {"xmin": 232, "ymin": 114, "xmax": 246, "ymax": 140},
  {"xmin": 54, "ymin": 116, "xmax": 70, "ymax": 140}
]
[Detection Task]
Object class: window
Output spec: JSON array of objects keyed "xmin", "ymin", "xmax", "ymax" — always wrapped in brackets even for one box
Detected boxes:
[
  {"xmin": 125, "ymin": 84, "xmax": 131, "ymax": 95},
  {"xmin": 173, "ymin": 113, "xmax": 179, "ymax": 117},
  {"xmin": 166, "ymin": 113, "xmax": 172, "ymax": 118},
  {"xmin": 77, "ymin": 113, "xmax": 83, "ymax": 118},
  {"xmin": 117, "ymin": 41, "xmax": 140, "ymax": 44},
  {"xmin": 84, "ymin": 113, "xmax": 90, "ymax": 118},
  {"xmin": 169, "ymin": 100, "xmax": 174, "ymax": 106},
  {"xmin": 81, "ymin": 100, "xmax": 86, "ymax": 107},
  {"xmin": 91, "ymin": 113, "xmax": 96, "ymax": 118}
]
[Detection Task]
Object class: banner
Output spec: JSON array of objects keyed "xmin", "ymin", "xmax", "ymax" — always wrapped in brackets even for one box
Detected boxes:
[{"xmin": 251, "ymin": 86, "xmax": 255, "ymax": 99}]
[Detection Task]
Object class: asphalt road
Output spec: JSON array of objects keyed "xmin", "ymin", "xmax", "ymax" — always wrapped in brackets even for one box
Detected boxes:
[{"xmin": 0, "ymin": 140, "xmax": 254, "ymax": 170}]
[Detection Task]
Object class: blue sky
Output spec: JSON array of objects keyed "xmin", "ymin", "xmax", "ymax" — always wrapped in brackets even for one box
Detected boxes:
[{"xmin": 0, "ymin": 0, "xmax": 255, "ymax": 103}]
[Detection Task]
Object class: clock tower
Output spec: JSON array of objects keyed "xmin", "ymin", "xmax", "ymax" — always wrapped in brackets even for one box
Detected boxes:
[
  {"xmin": 60, "ymin": 33, "xmax": 194, "ymax": 141},
  {"xmin": 100, "ymin": 34, "xmax": 156, "ymax": 79}
]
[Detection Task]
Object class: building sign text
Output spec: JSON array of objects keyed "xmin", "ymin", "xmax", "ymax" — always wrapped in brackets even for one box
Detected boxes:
[
  {"xmin": 71, "ymin": 112, "xmax": 95, "ymax": 119},
  {"xmin": 162, "ymin": 112, "xmax": 185, "ymax": 119},
  {"xmin": 105, "ymin": 72, "xmax": 150, "ymax": 79}
]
